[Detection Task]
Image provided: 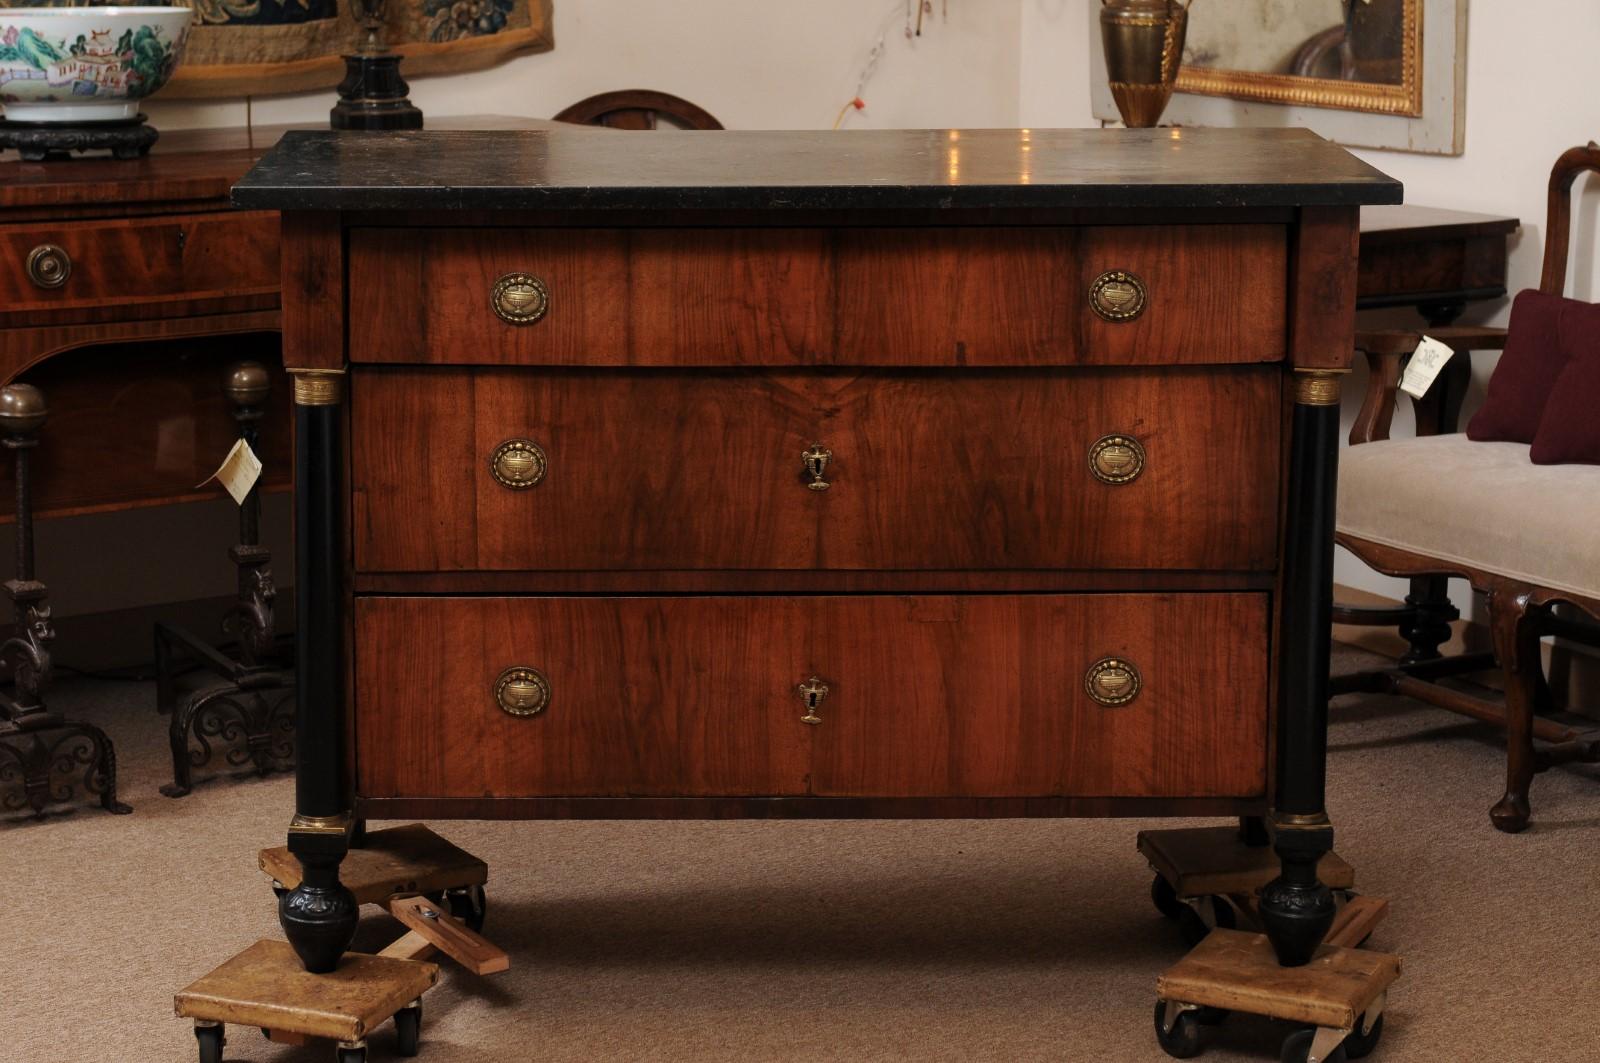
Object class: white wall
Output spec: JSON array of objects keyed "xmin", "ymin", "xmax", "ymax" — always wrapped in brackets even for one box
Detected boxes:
[
  {"xmin": 148, "ymin": 0, "xmax": 1022, "ymax": 133},
  {"xmin": 1020, "ymin": 0, "xmax": 1600, "ymax": 609}
]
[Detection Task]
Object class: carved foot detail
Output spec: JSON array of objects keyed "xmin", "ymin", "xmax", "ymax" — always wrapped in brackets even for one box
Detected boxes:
[
  {"xmin": 279, "ymin": 877, "xmax": 359, "ymax": 973},
  {"xmin": 1259, "ymin": 876, "xmax": 1336, "ymax": 968}
]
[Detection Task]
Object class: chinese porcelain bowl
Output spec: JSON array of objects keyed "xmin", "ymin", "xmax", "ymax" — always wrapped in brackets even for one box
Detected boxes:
[{"xmin": 0, "ymin": 6, "xmax": 191, "ymax": 123}]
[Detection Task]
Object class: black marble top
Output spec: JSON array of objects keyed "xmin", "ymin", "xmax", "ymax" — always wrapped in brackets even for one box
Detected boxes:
[{"xmin": 232, "ymin": 126, "xmax": 1401, "ymax": 213}]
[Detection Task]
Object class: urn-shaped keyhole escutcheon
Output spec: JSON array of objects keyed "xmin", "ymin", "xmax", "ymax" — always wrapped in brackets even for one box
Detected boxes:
[
  {"xmin": 803, "ymin": 443, "xmax": 832, "ymax": 491},
  {"xmin": 797, "ymin": 675, "xmax": 829, "ymax": 725}
]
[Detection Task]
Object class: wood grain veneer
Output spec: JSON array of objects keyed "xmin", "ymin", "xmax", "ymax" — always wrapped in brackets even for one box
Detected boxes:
[
  {"xmin": 350, "ymin": 366, "xmax": 1281, "ymax": 573},
  {"xmin": 354, "ymin": 593, "xmax": 1269, "ymax": 801},
  {"xmin": 346, "ymin": 225, "xmax": 1288, "ymax": 366}
]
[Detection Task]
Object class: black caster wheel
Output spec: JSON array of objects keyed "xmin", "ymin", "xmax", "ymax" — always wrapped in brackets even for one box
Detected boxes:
[
  {"xmin": 194, "ymin": 1024, "xmax": 224, "ymax": 1063},
  {"xmin": 1193, "ymin": 1005, "xmax": 1229, "ymax": 1026},
  {"xmin": 1152, "ymin": 875, "xmax": 1185, "ymax": 920},
  {"xmin": 1178, "ymin": 895, "xmax": 1236, "ymax": 947},
  {"xmin": 447, "ymin": 884, "xmax": 487, "ymax": 932},
  {"xmin": 1153, "ymin": 1001, "xmax": 1205, "ymax": 1059},
  {"xmin": 1343, "ymin": 1013, "xmax": 1383, "ymax": 1059},
  {"xmin": 396, "ymin": 1003, "xmax": 422, "ymax": 1057},
  {"xmin": 338, "ymin": 1046, "xmax": 368, "ymax": 1063},
  {"xmin": 1280, "ymin": 1027, "xmax": 1347, "ymax": 1063}
]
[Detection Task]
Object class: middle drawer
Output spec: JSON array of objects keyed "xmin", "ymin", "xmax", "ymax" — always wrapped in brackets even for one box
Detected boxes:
[{"xmin": 351, "ymin": 366, "xmax": 1280, "ymax": 572}]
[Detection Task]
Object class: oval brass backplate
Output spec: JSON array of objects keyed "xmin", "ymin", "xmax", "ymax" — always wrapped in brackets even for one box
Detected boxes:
[
  {"xmin": 494, "ymin": 666, "xmax": 551, "ymax": 717},
  {"xmin": 489, "ymin": 438, "xmax": 548, "ymax": 489},
  {"xmin": 491, "ymin": 272, "xmax": 549, "ymax": 325},
  {"xmin": 1089, "ymin": 270, "xmax": 1146, "ymax": 322},
  {"xmin": 1084, "ymin": 657, "xmax": 1141, "ymax": 707},
  {"xmin": 1088, "ymin": 434, "xmax": 1146, "ymax": 485},
  {"xmin": 26, "ymin": 244, "xmax": 71, "ymax": 290}
]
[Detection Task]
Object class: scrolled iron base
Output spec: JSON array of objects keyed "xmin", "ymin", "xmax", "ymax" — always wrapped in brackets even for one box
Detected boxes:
[{"xmin": 0, "ymin": 717, "xmax": 132, "ymax": 816}]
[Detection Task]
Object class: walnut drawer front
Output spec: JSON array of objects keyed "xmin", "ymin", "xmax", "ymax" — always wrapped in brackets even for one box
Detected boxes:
[
  {"xmin": 0, "ymin": 211, "xmax": 280, "ymax": 326},
  {"xmin": 347, "ymin": 225, "xmax": 1287, "ymax": 366},
  {"xmin": 354, "ymin": 594, "xmax": 1268, "ymax": 800},
  {"xmin": 350, "ymin": 366, "xmax": 1280, "ymax": 573}
]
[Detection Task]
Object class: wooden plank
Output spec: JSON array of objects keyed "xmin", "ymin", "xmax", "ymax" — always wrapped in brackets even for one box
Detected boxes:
[
  {"xmin": 1325, "ymin": 896, "xmax": 1388, "ymax": 950},
  {"xmin": 174, "ymin": 940, "xmax": 437, "ymax": 1041},
  {"xmin": 387, "ymin": 895, "xmax": 509, "ymax": 976},
  {"xmin": 377, "ymin": 930, "xmax": 438, "ymax": 964},
  {"xmin": 1157, "ymin": 929, "xmax": 1400, "ymax": 1030}
]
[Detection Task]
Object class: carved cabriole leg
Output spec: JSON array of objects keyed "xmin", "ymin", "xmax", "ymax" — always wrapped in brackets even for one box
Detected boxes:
[
  {"xmin": 1259, "ymin": 368, "xmax": 1345, "ymax": 968},
  {"xmin": 1488, "ymin": 583, "xmax": 1539, "ymax": 834},
  {"xmin": 279, "ymin": 368, "xmax": 358, "ymax": 973}
]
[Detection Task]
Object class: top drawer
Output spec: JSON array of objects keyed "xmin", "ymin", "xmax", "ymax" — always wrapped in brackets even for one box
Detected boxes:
[
  {"xmin": 0, "ymin": 211, "xmax": 280, "ymax": 326},
  {"xmin": 347, "ymin": 225, "xmax": 1288, "ymax": 367}
]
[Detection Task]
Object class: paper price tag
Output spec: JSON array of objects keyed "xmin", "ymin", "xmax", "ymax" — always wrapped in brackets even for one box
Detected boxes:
[
  {"xmin": 1399, "ymin": 335, "xmax": 1455, "ymax": 399},
  {"xmin": 197, "ymin": 438, "xmax": 263, "ymax": 505}
]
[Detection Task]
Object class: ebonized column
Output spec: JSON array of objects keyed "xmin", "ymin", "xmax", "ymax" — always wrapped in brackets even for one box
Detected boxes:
[
  {"xmin": 278, "ymin": 368, "xmax": 359, "ymax": 973},
  {"xmin": 1259, "ymin": 368, "xmax": 1345, "ymax": 967}
]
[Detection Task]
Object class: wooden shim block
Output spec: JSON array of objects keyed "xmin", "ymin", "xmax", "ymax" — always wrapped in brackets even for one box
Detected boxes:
[
  {"xmin": 175, "ymin": 940, "xmax": 438, "ymax": 1042},
  {"xmin": 1137, "ymin": 826, "xmax": 1356, "ymax": 897},
  {"xmin": 260, "ymin": 823, "xmax": 488, "ymax": 907},
  {"xmin": 264, "ymin": 1029, "xmax": 310, "ymax": 1046},
  {"xmin": 387, "ymin": 895, "xmax": 510, "ymax": 976},
  {"xmin": 1326, "ymin": 895, "xmax": 1388, "ymax": 950},
  {"xmin": 1157, "ymin": 929, "xmax": 1400, "ymax": 1030},
  {"xmin": 378, "ymin": 929, "xmax": 439, "ymax": 964}
]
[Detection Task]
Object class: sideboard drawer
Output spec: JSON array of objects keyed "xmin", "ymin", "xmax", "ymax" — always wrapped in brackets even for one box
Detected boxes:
[
  {"xmin": 347, "ymin": 224, "xmax": 1287, "ymax": 366},
  {"xmin": 352, "ymin": 366, "xmax": 1280, "ymax": 573},
  {"xmin": 0, "ymin": 211, "xmax": 279, "ymax": 325},
  {"xmin": 354, "ymin": 593, "xmax": 1269, "ymax": 800}
]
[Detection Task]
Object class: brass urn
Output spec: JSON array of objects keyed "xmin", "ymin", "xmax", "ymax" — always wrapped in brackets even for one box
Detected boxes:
[{"xmin": 1100, "ymin": 0, "xmax": 1190, "ymax": 128}]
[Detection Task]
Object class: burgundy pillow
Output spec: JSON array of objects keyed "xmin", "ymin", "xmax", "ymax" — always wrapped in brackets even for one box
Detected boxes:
[
  {"xmin": 1531, "ymin": 318, "xmax": 1600, "ymax": 464},
  {"xmin": 1466, "ymin": 290, "xmax": 1600, "ymax": 443}
]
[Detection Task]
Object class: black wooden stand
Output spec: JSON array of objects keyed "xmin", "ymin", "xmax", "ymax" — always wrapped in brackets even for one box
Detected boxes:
[{"xmin": 0, "ymin": 116, "xmax": 158, "ymax": 161}]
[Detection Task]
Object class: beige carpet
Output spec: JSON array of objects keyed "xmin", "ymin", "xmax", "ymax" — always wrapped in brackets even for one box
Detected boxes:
[{"xmin": 5, "ymin": 646, "xmax": 1598, "ymax": 1063}]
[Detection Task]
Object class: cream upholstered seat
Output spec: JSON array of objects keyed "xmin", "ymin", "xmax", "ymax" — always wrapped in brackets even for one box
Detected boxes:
[{"xmin": 1337, "ymin": 434, "xmax": 1600, "ymax": 602}]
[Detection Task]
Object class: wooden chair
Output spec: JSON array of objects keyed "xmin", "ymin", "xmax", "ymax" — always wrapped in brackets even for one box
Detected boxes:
[
  {"xmin": 552, "ymin": 89, "xmax": 723, "ymax": 131},
  {"xmin": 1333, "ymin": 144, "xmax": 1600, "ymax": 833}
]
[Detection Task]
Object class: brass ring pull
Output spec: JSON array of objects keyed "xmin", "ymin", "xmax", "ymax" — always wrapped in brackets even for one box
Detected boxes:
[
  {"xmin": 491, "ymin": 272, "xmax": 549, "ymax": 325},
  {"xmin": 1085, "ymin": 657, "xmax": 1141, "ymax": 706},
  {"xmin": 802, "ymin": 443, "xmax": 832, "ymax": 491},
  {"xmin": 1089, "ymin": 269, "xmax": 1146, "ymax": 322},
  {"xmin": 489, "ymin": 438, "xmax": 547, "ymax": 489},
  {"xmin": 494, "ymin": 666, "xmax": 551, "ymax": 717},
  {"xmin": 1088, "ymin": 434, "xmax": 1146, "ymax": 484},
  {"xmin": 25, "ymin": 244, "xmax": 71, "ymax": 290},
  {"xmin": 797, "ymin": 675, "xmax": 829, "ymax": 725}
]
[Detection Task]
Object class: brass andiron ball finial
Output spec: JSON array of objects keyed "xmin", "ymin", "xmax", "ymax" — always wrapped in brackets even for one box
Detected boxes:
[
  {"xmin": 223, "ymin": 362, "xmax": 272, "ymax": 410},
  {"xmin": 1100, "ymin": 0, "xmax": 1190, "ymax": 128},
  {"xmin": 0, "ymin": 383, "xmax": 48, "ymax": 439}
]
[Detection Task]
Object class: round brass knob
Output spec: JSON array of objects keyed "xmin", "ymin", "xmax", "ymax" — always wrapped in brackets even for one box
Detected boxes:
[
  {"xmin": 1084, "ymin": 657, "xmax": 1141, "ymax": 707},
  {"xmin": 1088, "ymin": 434, "xmax": 1146, "ymax": 485},
  {"xmin": 25, "ymin": 244, "xmax": 71, "ymax": 290},
  {"xmin": 494, "ymin": 667, "xmax": 551, "ymax": 717},
  {"xmin": 489, "ymin": 439, "xmax": 547, "ymax": 489},
  {"xmin": 0, "ymin": 383, "xmax": 48, "ymax": 438},
  {"xmin": 1089, "ymin": 269, "xmax": 1146, "ymax": 322},
  {"xmin": 491, "ymin": 272, "xmax": 549, "ymax": 325}
]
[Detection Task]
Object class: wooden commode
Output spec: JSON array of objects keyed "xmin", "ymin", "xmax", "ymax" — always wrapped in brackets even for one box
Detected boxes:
[{"xmin": 232, "ymin": 127, "xmax": 1400, "ymax": 986}]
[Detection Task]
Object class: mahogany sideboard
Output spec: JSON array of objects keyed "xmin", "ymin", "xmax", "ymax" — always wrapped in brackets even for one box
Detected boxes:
[{"xmin": 236, "ymin": 126, "xmax": 1401, "ymax": 980}]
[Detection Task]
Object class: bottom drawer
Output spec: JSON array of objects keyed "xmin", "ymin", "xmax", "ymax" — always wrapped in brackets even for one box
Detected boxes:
[{"xmin": 354, "ymin": 594, "xmax": 1269, "ymax": 800}]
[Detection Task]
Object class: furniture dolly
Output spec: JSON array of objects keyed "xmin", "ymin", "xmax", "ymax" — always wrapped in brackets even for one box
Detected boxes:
[{"xmin": 176, "ymin": 824, "xmax": 504, "ymax": 1062}]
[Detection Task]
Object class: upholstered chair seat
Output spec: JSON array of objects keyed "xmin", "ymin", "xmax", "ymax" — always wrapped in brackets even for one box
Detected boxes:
[{"xmin": 1338, "ymin": 434, "xmax": 1600, "ymax": 602}]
